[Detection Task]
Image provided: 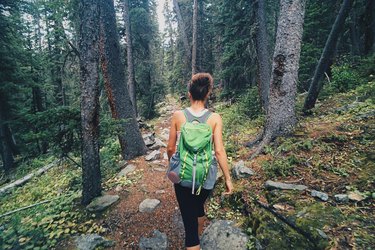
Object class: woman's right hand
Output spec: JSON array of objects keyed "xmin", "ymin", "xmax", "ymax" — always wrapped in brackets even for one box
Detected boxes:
[{"xmin": 223, "ymin": 179, "xmax": 233, "ymax": 195}]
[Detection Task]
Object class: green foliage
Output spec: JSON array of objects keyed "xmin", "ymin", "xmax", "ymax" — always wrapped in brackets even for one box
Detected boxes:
[
  {"xmin": 330, "ymin": 64, "xmax": 363, "ymax": 93},
  {"xmin": 19, "ymin": 106, "xmax": 81, "ymax": 156},
  {"xmin": 0, "ymin": 162, "xmax": 105, "ymax": 250}
]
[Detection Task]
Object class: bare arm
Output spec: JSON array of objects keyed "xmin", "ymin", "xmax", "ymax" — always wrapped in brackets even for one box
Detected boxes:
[
  {"xmin": 213, "ymin": 114, "xmax": 233, "ymax": 194},
  {"xmin": 167, "ymin": 112, "xmax": 179, "ymax": 160}
]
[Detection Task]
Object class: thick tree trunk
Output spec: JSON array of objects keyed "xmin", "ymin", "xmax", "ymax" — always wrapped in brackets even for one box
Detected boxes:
[
  {"xmin": 363, "ymin": 0, "xmax": 375, "ymax": 54},
  {"xmin": 191, "ymin": 0, "xmax": 198, "ymax": 75},
  {"xmin": 349, "ymin": 13, "xmax": 360, "ymax": 56},
  {"xmin": 0, "ymin": 97, "xmax": 17, "ymax": 175},
  {"xmin": 254, "ymin": 0, "xmax": 271, "ymax": 111},
  {"xmin": 250, "ymin": 0, "xmax": 305, "ymax": 158},
  {"xmin": 78, "ymin": 0, "xmax": 102, "ymax": 206},
  {"xmin": 99, "ymin": 0, "xmax": 147, "ymax": 159},
  {"xmin": 173, "ymin": 0, "xmax": 191, "ymax": 64},
  {"xmin": 123, "ymin": 0, "xmax": 137, "ymax": 116},
  {"xmin": 303, "ymin": 0, "xmax": 354, "ymax": 113}
]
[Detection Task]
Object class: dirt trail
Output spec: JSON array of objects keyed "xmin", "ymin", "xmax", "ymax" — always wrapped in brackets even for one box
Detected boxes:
[{"xmin": 102, "ymin": 97, "xmax": 185, "ymax": 249}]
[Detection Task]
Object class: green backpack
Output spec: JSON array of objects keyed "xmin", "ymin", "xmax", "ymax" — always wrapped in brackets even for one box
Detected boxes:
[{"xmin": 168, "ymin": 108, "xmax": 213, "ymax": 195}]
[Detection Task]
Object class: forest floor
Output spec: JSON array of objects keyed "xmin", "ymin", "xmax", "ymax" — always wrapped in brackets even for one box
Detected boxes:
[{"xmin": 0, "ymin": 83, "xmax": 374, "ymax": 250}]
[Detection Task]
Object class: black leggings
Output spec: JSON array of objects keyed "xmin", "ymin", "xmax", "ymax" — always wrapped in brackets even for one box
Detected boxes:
[{"xmin": 174, "ymin": 184, "xmax": 211, "ymax": 247}]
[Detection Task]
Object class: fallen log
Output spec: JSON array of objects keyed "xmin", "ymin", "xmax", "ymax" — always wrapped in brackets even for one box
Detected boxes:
[{"xmin": 0, "ymin": 160, "xmax": 58, "ymax": 196}]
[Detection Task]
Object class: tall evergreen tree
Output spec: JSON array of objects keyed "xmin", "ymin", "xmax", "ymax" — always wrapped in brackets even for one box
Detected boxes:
[
  {"xmin": 78, "ymin": 0, "xmax": 102, "ymax": 205},
  {"xmin": 250, "ymin": 0, "xmax": 306, "ymax": 157},
  {"xmin": 303, "ymin": 0, "xmax": 354, "ymax": 113},
  {"xmin": 99, "ymin": 0, "xmax": 147, "ymax": 160},
  {"xmin": 254, "ymin": 0, "xmax": 271, "ymax": 110},
  {"xmin": 123, "ymin": 0, "xmax": 138, "ymax": 116}
]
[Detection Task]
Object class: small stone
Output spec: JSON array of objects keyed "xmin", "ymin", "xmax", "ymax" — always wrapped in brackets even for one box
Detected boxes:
[
  {"xmin": 264, "ymin": 180, "xmax": 307, "ymax": 191},
  {"xmin": 143, "ymin": 133, "xmax": 156, "ymax": 146},
  {"xmin": 156, "ymin": 190, "xmax": 166, "ymax": 194},
  {"xmin": 145, "ymin": 150, "xmax": 161, "ymax": 161},
  {"xmin": 334, "ymin": 194, "xmax": 349, "ymax": 203},
  {"xmin": 154, "ymin": 167, "xmax": 166, "ymax": 172},
  {"xmin": 117, "ymin": 164, "xmax": 136, "ymax": 177},
  {"xmin": 232, "ymin": 160, "xmax": 255, "ymax": 179},
  {"xmin": 86, "ymin": 195, "xmax": 119, "ymax": 212},
  {"xmin": 139, "ymin": 230, "xmax": 168, "ymax": 250},
  {"xmin": 311, "ymin": 190, "xmax": 329, "ymax": 201},
  {"xmin": 75, "ymin": 234, "xmax": 115, "ymax": 250},
  {"xmin": 149, "ymin": 138, "xmax": 167, "ymax": 150},
  {"xmin": 348, "ymin": 191, "xmax": 365, "ymax": 202},
  {"xmin": 115, "ymin": 186, "xmax": 123, "ymax": 192},
  {"xmin": 316, "ymin": 229, "xmax": 328, "ymax": 239},
  {"xmin": 139, "ymin": 199, "xmax": 161, "ymax": 213},
  {"xmin": 163, "ymin": 153, "xmax": 168, "ymax": 160}
]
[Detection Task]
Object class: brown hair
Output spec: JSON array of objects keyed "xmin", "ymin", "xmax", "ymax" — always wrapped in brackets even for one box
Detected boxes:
[{"xmin": 188, "ymin": 73, "xmax": 213, "ymax": 101}]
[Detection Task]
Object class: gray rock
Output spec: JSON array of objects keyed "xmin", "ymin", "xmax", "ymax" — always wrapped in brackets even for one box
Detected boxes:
[
  {"xmin": 115, "ymin": 186, "xmax": 123, "ymax": 192},
  {"xmin": 316, "ymin": 229, "xmax": 328, "ymax": 239},
  {"xmin": 201, "ymin": 220, "xmax": 249, "ymax": 250},
  {"xmin": 139, "ymin": 198, "xmax": 161, "ymax": 212},
  {"xmin": 155, "ymin": 190, "xmax": 166, "ymax": 194},
  {"xmin": 163, "ymin": 153, "xmax": 168, "ymax": 160},
  {"xmin": 334, "ymin": 194, "xmax": 349, "ymax": 203},
  {"xmin": 75, "ymin": 234, "xmax": 115, "ymax": 250},
  {"xmin": 117, "ymin": 164, "xmax": 136, "ymax": 177},
  {"xmin": 86, "ymin": 195, "xmax": 119, "ymax": 212},
  {"xmin": 86, "ymin": 194, "xmax": 120, "ymax": 212},
  {"xmin": 160, "ymin": 129, "xmax": 169, "ymax": 141},
  {"xmin": 149, "ymin": 138, "xmax": 167, "ymax": 150},
  {"xmin": 154, "ymin": 167, "xmax": 166, "ymax": 172},
  {"xmin": 143, "ymin": 133, "xmax": 156, "ymax": 146},
  {"xmin": 264, "ymin": 180, "xmax": 307, "ymax": 191},
  {"xmin": 139, "ymin": 230, "xmax": 168, "ymax": 250},
  {"xmin": 145, "ymin": 150, "xmax": 161, "ymax": 161},
  {"xmin": 232, "ymin": 160, "xmax": 255, "ymax": 179},
  {"xmin": 311, "ymin": 190, "xmax": 329, "ymax": 201}
]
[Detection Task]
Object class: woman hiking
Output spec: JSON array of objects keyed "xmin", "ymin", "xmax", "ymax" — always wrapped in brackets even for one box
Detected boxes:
[{"xmin": 167, "ymin": 73, "xmax": 233, "ymax": 250}]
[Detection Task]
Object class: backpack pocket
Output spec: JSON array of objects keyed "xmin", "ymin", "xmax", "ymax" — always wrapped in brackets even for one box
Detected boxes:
[
  {"xmin": 203, "ymin": 156, "xmax": 218, "ymax": 190},
  {"xmin": 167, "ymin": 152, "xmax": 181, "ymax": 184}
]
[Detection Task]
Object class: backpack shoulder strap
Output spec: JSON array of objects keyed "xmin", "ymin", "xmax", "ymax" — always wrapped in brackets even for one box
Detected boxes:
[{"xmin": 183, "ymin": 108, "xmax": 212, "ymax": 123}]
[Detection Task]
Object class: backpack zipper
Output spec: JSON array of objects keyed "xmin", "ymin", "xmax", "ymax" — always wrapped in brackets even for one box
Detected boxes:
[{"xmin": 192, "ymin": 153, "xmax": 197, "ymax": 194}]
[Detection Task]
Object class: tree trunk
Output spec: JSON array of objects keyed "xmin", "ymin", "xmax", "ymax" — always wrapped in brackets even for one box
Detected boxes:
[
  {"xmin": 303, "ymin": 0, "xmax": 354, "ymax": 113},
  {"xmin": 363, "ymin": 0, "xmax": 375, "ymax": 54},
  {"xmin": 173, "ymin": 0, "xmax": 191, "ymax": 64},
  {"xmin": 349, "ymin": 13, "xmax": 360, "ymax": 56},
  {"xmin": 250, "ymin": 0, "xmax": 306, "ymax": 158},
  {"xmin": 254, "ymin": 0, "xmax": 271, "ymax": 111},
  {"xmin": 78, "ymin": 0, "xmax": 102, "ymax": 206},
  {"xmin": 99, "ymin": 0, "xmax": 147, "ymax": 159},
  {"xmin": 191, "ymin": 0, "xmax": 198, "ymax": 75},
  {"xmin": 123, "ymin": 0, "xmax": 137, "ymax": 116}
]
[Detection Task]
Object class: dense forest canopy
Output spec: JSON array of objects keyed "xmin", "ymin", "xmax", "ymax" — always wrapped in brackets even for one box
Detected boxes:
[{"xmin": 0, "ymin": 0, "xmax": 374, "ymax": 249}]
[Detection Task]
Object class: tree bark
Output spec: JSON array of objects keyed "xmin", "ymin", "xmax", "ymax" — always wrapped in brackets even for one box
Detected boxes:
[
  {"xmin": 173, "ymin": 0, "xmax": 191, "ymax": 65},
  {"xmin": 123, "ymin": 0, "xmax": 137, "ymax": 116},
  {"xmin": 254, "ymin": 0, "xmax": 271, "ymax": 111},
  {"xmin": 0, "ymin": 96, "xmax": 17, "ymax": 174},
  {"xmin": 303, "ymin": 0, "xmax": 354, "ymax": 113},
  {"xmin": 363, "ymin": 0, "xmax": 375, "ymax": 54},
  {"xmin": 250, "ymin": 0, "xmax": 306, "ymax": 158},
  {"xmin": 78, "ymin": 0, "xmax": 102, "ymax": 206},
  {"xmin": 99, "ymin": 0, "xmax": 147, "ymax": 160},
  {"xmin": 191, "ymin": 0, "xmax": 198, "ymax": 75}
]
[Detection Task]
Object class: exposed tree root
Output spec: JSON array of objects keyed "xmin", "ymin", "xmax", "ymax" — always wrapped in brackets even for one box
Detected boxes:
[
  {"xmin": 249, "ymin": 135, "xmax": 272, "ymax": 160},
  {"xmin": 245, "ymin": 130, "xmax": 264, "ymax": 148}
]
